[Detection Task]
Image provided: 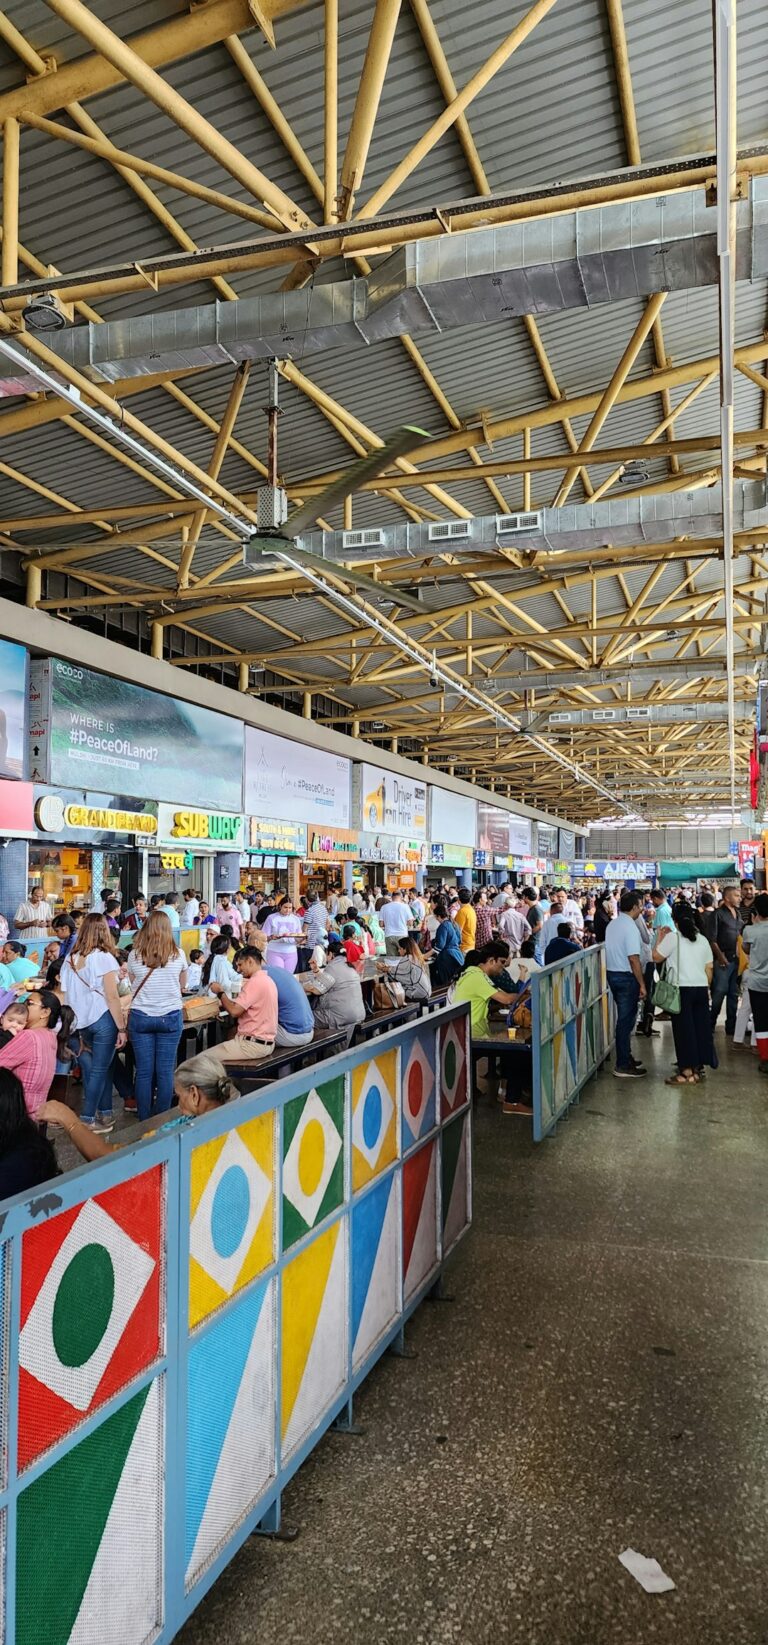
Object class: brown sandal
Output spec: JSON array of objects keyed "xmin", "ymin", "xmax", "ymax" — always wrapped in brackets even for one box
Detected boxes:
[{"xmin": 665, "ymin": 1073, "xmax": 699, "ymax": 1085}]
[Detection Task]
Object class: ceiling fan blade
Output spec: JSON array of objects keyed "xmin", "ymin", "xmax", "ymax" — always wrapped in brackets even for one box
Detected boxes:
[
  {"xmin": 249, "ymin": 539, "xmax": 426, "ymax": 616},
  {"xmin": 282, "ymin": 424, "xmax": 430, "ymax": 539}
]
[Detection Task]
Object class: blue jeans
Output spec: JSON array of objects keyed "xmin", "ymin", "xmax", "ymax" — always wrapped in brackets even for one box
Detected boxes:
[
  {"xmin": 129, "ymin": 1009, "xmax": 183, "ymax": 1121},
  {"xmin": 710, "ymin": 957, "xmax": 739, "ymax": 1033},
  {"xmin": 77, "ymin": 1012, "xmax": 118, "ymax": 1122},
  {"xmin": 607, "ymin": 970, "xmax": 640, "ymax": 1071}
]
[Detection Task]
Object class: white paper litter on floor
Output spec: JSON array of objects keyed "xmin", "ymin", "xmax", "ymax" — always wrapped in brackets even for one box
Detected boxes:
[{"xmin": 619, "ymin": 1548, "xmax": 676, "ymax": 1594}]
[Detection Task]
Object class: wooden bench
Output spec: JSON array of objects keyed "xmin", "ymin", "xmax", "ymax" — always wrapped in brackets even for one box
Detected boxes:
[
  {"xmin": 223, "ymin": 1026, "xmax": 350, "ymax": 1089},
  {"xmin": 423, "ymin": 987, "xmax": 449, "ymax": 1014},
  {"xmin": 352, "ymin": 1004, "xmax": 420, "ymax": 1044}
]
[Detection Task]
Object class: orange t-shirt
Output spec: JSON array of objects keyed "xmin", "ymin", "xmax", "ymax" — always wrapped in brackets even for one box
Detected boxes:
[
  {"xmin": 237, "ymin": 970, "xmax": 278, "ymax": 1039},
  {"xmin": 454, "ymin": 904, "xmax": 477, "ymax": 954}
]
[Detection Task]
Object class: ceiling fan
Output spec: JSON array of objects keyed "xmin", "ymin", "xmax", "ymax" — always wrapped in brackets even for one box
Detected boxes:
[{"xmin": 242, "ymin": 362, "xmax": 429, "ymax": 615}]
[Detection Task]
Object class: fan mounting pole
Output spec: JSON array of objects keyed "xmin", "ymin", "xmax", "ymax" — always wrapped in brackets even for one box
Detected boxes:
[{"xmin": 266, "ymin": 358, "xmax": 281, "ymax": 486}]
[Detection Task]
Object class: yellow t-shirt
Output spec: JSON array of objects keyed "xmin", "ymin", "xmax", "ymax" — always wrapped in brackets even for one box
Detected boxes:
[{"xmin": 454, "ymin": 903, "xmax": 477, "ymax": 954}]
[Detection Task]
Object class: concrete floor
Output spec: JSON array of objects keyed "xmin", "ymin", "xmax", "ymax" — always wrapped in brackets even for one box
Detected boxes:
[{"xmin": 178, "ymin": 1026, "xmax": 768, "ymax": 1645}]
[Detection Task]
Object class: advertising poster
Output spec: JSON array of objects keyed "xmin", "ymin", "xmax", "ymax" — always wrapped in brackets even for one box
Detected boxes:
[
  {"xmin": 0, "ymin": 638, "xmax": 29, "ymax": 780},
  {"xmin": 46, "ymin": 660, "xmax": 244, "ymax": 809},
  {"xmin": 245, "ymin": 725, "xmax": 350, "ymax": 828},
  {"xmin": 477, "ymin": 802, "xmax": 510, "ymax": 856},
  {"xmin": 355, "ymin": 763, "xmax": 427, "ymax": 838},
  {"xmin": 508, "ymin": 815, "xmax": 532, "ymax": 857},
  {"xmin": 558, "ymin": 827, "xmax": 576, "ymax": 861},
  {"xmin": 537, "ymin": 822, "xmax": 558, "ymax": 856},
  {"xmin": 429, "ymin": 786, "xmax": 476, "ymax": 849}
]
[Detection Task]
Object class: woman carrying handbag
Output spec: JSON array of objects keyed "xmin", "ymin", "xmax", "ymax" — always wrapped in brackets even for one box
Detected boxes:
[
  {"xmin": 653, "ymin": 903, "xmax": 716, "ymax": 1085},
  {"xmin": 127, "ymin": 911, "xmax": 188, "ymax": 1120}
]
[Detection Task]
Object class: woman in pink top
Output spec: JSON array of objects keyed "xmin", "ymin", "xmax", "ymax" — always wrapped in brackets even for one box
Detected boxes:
[
  {"xmin": 0, "ymin": 989, "xmax": 63, "ymax": 1119},
  {"xmin": 261, "ymin": 897, "xmax": 306, "ymax": 975}
]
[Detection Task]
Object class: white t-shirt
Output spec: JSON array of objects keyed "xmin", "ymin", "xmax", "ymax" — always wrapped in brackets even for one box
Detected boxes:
[
  {"xmin": 561, "ymin": 897, "xmax": 584, "ymax": 932},
  {"xmin": 62, "ymin": 949, "xmax": 119, "ymax": 1029},
  {"xmin": 15, "ymin": 899, "xmax": 53, "ymax": 938},
  {"xmin": 380, "ymin": 901, "xmax": 411, "ymax": 939},
  {"xmin": 127, "ymin": 950, "xmax": 187, "ymax": 1015},
  {"xmin": 656, "ymin": 928, "xmax": 712, "ymax": 988},
  {"xmin": 181, "ymin": 897, "xmax": 200, "ymax": 927}
]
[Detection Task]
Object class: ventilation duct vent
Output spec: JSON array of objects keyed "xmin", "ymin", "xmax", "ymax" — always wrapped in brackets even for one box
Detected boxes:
[
  {"xmin": 428, "ymin": 521, "xmax": 471, "ymax": 542},
  {"xmin": 626, "ymin": 706, "xmax": 653, "ymax": 720},
  {"xmin": 592, "ymin": 709, "xmax": 619, "ymax": 722},
  {"xmin": 496, "ymin": 512, "xmax": 542, "ymax": 533},
  {"xmin": 550, "ymin": 712, "xmax": 577, "ymax": 723},
  {"xmin": 341, "ymin": 528, "xmax": 386, "ymax": 549}
]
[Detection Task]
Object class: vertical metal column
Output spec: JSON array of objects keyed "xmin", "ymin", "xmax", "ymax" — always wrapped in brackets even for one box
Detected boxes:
[{"xmin": 713, "ymin": 0, "xmax": 738, "ymax": 820}]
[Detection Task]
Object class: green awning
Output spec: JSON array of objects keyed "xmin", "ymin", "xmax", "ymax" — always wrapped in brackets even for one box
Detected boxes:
[{"xmin": 659, "ymin": 860, "xmax": 736, "ymax": 884}]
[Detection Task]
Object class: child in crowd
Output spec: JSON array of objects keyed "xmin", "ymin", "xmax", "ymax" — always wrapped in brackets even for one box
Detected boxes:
[
  {"xmin": 0, "ymin": 1001, "xmax": 27, "ymax": 1050},
  {"xmin": 341, "ymin": 923, "xmax": 366, "ymax": 972},
  {"xmin": 185, "ymin": 949, "xmax": 204, "ymax": 992}
]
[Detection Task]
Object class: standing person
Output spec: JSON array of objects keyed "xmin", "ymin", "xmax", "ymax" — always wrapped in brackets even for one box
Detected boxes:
[
  {"xmin": 653, "ymin": 903, "xmax": 716, "ymax": 1084},
  {"xmin": 604, "ymin": 890, "xmax": 647, "ymax": 1080},
  {"xmin": 651, "ymin": 887, "xmax": 674, "ymax": 939},
  {"xmin": 593, "ymin": 891, "xmax": 616, "ymax": 944},
  {"xmin": 407, "ymin": 886, "xmax": 425, "ymax": 927},
  {"xmin": 0, "ymin": 990, "xmax": 64, "ymax": 1119},
  {"xmin": 126, "ymin": 911, "xmax": 187, "ymax": 1121},
  {"xmin": 430, "ymin": 901, "xmax": 464, "ymax": 988},
  {"xmin": 710, "ymin": 885, "xmax": 743, "ymax": 1037},
  {"xmin": 215, "ymin": 893, "xmax": 243, "ymax": 940},
  {"xmin": 122, "ymin": 896, "xmax": 148, "ymax": 934},
  {"xmin": 498, "ymin": 896, "xmax": 530, "ymax": 954},
  {"xmin": 261, "ymin": 896, "xmax": 306, "ymax": 974},
  {"xmin": 521, "ymin": 887, "xmax": 542, "ymax": 942},
  {"xmin": 52, "ymin": 914, "xmax": 77, "ymax": 959},
  {"xmin": 162, "ymin": 891, "xmax": 182, "ymax": 940},
  {"xmin": 181, "ymin": 888, "xmax": 200, "ymax": 928},
  {"xmin": 698, "ymin": 890, "xmax": 717, "ymax": 947},
  {"xmin": 103, "ymin": 899, "xmax": 121, "ymax": 936},
  {"xmin": 379, "ymin": 889, "xmax": 412, "ymax": 956},
  {"xmin": 61, "ymin": 913, "xmax": 127, "ymax": 1131},
  {"xmin": 740, "ymin": 880, "xmax": 757, "ymax": 926},
  {"xmin": 304, "ymin": 892, "xmax": 331, "ymax": 951},
  {"xmin": 492, "ymin": 881, "xmax": 512, "ymax": 910},
  {"xmin": 472, "ymin": 889, "xmax": 494, "ymax": 947},
  {"xmin": 559, "ymin": 887, "xmax": 584, "ymax": 932},
  {"xmin": 14, "ymin": 885, "xmax": 53, "ymax": 940},
  {"xmin": 453, "ymin": 887, "xmax": 477, "ymax": 955},
  {"xmin": 196, "ymin": 901, "xmax": 216, "ymax": 927},
  {"xmin": 741, "ymin": 894, "xmax": 768, "ymax": 1074},
  {"xmin": 207, "ymin": 946, "xmax": 277, "ymax": 1065}
]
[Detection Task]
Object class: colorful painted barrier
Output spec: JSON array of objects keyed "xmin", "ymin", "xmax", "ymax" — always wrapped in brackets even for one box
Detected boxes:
[
  {"xmin": 530, "ymin": 945, "xmax": 614, "ymax": 1141},
  {"xmin": 2, "ymin": 1003, "xmax": 471, "ymax": 1645}
]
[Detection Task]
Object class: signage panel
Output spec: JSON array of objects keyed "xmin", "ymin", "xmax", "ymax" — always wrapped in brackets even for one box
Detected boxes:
[
  {"xmin": 738, "ymin": 839, "xmax": 762, "ymax": 878},
  {"xmin": 39, "ymin": 659, "xmax": 243, "ymax": 808},
  {"xmin": 0, "ymin": 639, "xmax": 28, "ymax": 781},
  {"xmin": 156, "ymin": 803, "xmax": 244, "ymax": 851},
  {"xmin": 508, "ymin": 815, "xmax": 532, "ymax": 857},
  {"xmin": 306, "ymin": 827, "xmax": 360, "ymax": 859},
  {"xmin": 573, "ymin": 858, "xmax": 658, "ymax": 879},
  {"xmin": 477, "ymin": 803, "xmax": 509, "ymax": 856},
  {"xmin": 429, "ymin": 786, "xmax": 475, "ymax": 849},
  {"xmin": 398, "ymin": 839, "xmax": 429, "ymax": 867},
  {"xmin": 537, "ymin": 822, "xmax": 558, "ymax": 855},
  {"xmin": 431, "ymin": 843, "xmax": 473, "ymax": 869},
  {"xmin": 0, "ymin": 779, "xmax": 34, "ymax": 835},
  {"xmin": 248, "ymin": 817, "xmax": 307, "ymax": 856},
  {"xmin": 359, "ymin": 830, "xmax": 398, "ymax": 862},
  {"xmin": 558, "ymin": 827, "xmax": 576, "ymax": 862},
  {"xmin": 33, "ymin": 787, "xmax": 157, "ymax": 844},
  {"xmin": 245, "ymin": 724, "xmax": 350, "ymax": 828},
  {"xmin": 473, "ymin": 849, "xmax": 488, "ymax": 868},
  {"xmin": 354, "ymin": 763, "xmax": 427, "ymax": 838}
]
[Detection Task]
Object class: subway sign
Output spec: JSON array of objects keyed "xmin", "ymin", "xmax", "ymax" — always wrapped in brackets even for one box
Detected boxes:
[{"xmin": 156, "ymin": 803, "xmax": 244, "ymax": 850}]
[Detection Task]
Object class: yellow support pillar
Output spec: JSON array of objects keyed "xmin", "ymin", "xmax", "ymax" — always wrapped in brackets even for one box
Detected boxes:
[
  {"xmin": 25, "ymin": 559, "xmax": 41, "ymax": 608},
  {"xmin": 150, "ymin": 622, "xmax": 163, "ymax": 660},
  {"xmin": 2, "ymin": 117, "xmax": 19, "ymax": 286}
]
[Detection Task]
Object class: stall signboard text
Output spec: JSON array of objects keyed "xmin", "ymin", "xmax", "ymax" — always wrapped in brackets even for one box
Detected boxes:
[
  {"xmin": 33, "ymin": 788, "xmax": 158, "ymax": 843},
  {"xmin": 398, "ymin": 839, "xmax": 429, "ymax": 867},
  {"xmin": 245, "ymin": 725, "xmax": 350, "ymax": 828},
  {"xmin": 35, "ymin": 659, "xmax": 244, "ymax": 809},
  {"xmin": 355, "ymin": 763, "xmax": 427, "ymax": 838},
  {"xmin": 429, "ymin": 786, "xmax": 476, "ymax": 848},
  {"xmin": 508, "ymin": 815, "xmax": 532, "ymax": 857},
  {"xmin": 574, "ymin": 858, "xmax": 658, "ymax": 879},
  {"xmin": 248, "ymin": 817, "xmax": 307, "ymax": 856},
  {"xmin": 160, "ymin": 850, "xmax": 195, "ymax": 873},
  {"xmin": 473, "ymin": 849, "xmax": 488, "ymax": 868},
  {"xmin": 537, "ymin": 822, "xmax": 558, "ymax": 855},
  {"xmin": 0, "ymin": 637, "xmax": 28, "ymax": 781},
  {"xmin": 431, "ymin": 843, "xmax": 473, "ymax": 868},
  {"xmin": 156, "ymin": 803, "xmax": 244, "ymax": 851},
  {"xmin": 476, "ymin": 803, "xmax": 509, "ymax": 856},
  {"xmin": 738, "ymin": 839, "xmax": 762, "ymax": 878},
  {"xmin": 358, "ymin": 830, "xmax": 398, "ymax": 862},
  {"xmin": 307, "ymin": 827, "xmax": 360, "ymax": 858}
]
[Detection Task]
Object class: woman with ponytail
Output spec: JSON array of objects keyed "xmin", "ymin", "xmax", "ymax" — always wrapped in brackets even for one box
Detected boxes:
[{"xmin": 653, "ymin": 901, "xmax": 716, "ymax": 1084}]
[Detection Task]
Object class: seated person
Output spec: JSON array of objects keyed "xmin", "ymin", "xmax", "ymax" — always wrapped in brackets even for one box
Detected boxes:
[
  {"xmin": 201, "ymin": 935, "xmax": 240, "ymax": 998},
  {"xmin": 0, "ymin": 1069, "xmax": 59, "ymax": 1197},
  {"xmin": 544, "ymin": 921, "xmax": 582, "ymax": 965},
  {"xmin": 303, "ymin": 938, "xmax": 366, "ymax": 1042},
  {"xmin": 380, "ymin": 936, "xmax": 431, "ymax": 1002},
  {"xmin": 206, "ymin": 946, "xmax": 277, "ymax": 1064},
  {"xmin": 238, "ymin": 949, "xmax": 314, "ymax": 1049},
  {"xmin": 40, "ymin": 1052, "xmax": 240, "ymax": 1162},
  {"xmin": 341, "ymin": 922, "xmax": 366, "ymax": 972},
  {"xmin": 452, "ymin": 944, "xmax": 520, "ymax": 1038},
  {"xmin": 184, "ymin": 949, "xmax": 204, "ymax": 993},
  {"xmin": 2, "ymin": 941, "xmax": 39, "ymax": 987}
]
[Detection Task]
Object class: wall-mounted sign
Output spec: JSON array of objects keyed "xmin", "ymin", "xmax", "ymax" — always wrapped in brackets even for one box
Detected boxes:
[
  {"xmin": 34, "ymin": 658, "xmax": 243, "ymax": 808},
  {"xmin": 35, "ymin": 794, "xmax": 158, "ymax": 837},
  {"xmin": 508, "ymin": 816, "xmax": 532, "ymax": 857},
  {"xmin": 738, "ymin": 840, "xmax": 762, "ymax": 878},
  {"xmin": 245, "ymin": 724, "xmax": 350, "ymax": 828},
  {"xmin": 359, "ymin": 830, "xmax": 398, "ymax": 862},
  {"xmin": 156, "ymin": 803, "xmax": 244, "ymax": 851},
  {"xmin": 248, "ymin": 817, "xmax": 307, "ymax": 856},
  {"xmin": 558, "ymin": 827, "xmax": 576, "ymax": 862},
  {"xmin": 515, "ymin": 855, "xmax": 548, "ymax": 876},
  {"xmin": 430, "ymin": 843, "xmax": 474, "ymax": 869},
  {"xmin": 160, "ymin": 850, "xmax": 195, "ymax": 874},
  {"xmin": 473, "ymin": 849, "xmax": 488, "ymax": 868},
  {"xmin": 573, "ymin": 859, "xmax": 658, "ymax": 880},
  {"xmin": 0, "ymin": 639, "xmax": 28, "ymax": 781},
  {"xmin": 354, "ymin": 764, "xmax": 427, "ymax": 838},
  {"xmin": 397, "ymin": 839, "xmax": 429, "ymax": 867},
  {"xmin": 477, "ymin": 803, "xmax": 510, "ymax": 856},
  {"xmin": 429, "ymin": 786, "xmax": 476, "ymax": 849},
  {"xmin": 536, "ymin": 822, "xmax": 558, "ymax": 855},
  {"xmin": 306, "ymin": 827, "xmax": 360, "ymax": 859},
  {"xmin": 0, "ymin": 779, "xmax": 34, "ymax": 835}
]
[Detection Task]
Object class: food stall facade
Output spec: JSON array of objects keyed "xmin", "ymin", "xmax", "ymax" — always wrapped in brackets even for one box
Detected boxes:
[
  {"xmin": 243, "ymin": 818, "xmax": 307, "ymax": 898},
  {"xmin": 152, "ymin": 804, "xmax": 245, "ymax": 902},
  {"xmin": 31, "ymin": 789, "xmax": 158, "ymax": 909}
]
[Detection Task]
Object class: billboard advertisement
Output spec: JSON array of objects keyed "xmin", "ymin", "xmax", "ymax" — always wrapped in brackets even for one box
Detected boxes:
[
  {"xmin": 245, "ymin": 725, "xmax": 350, "ymax": 828},
  {"xmin": 558, "ymin": 827, "xmax": 576, "ymax": 862},
  {"xmin": 477, "ymin": 802, "xmax": 510, "ymax": 856},
  {"xmin": 355, "ymin": 763, "xmax": 427, "ymax": 838},
  {"xmin": 508, "ymin": 815, "xmax": 532, "ymax": 857},
  {"xmin": 37, "ymin": 660, "xmax": 244, "ymax": 809},
  {"xmin": 429, "ymin": 785, "xmax": 476, "ymax": 849},
  {"xmin": 0, "ymin": 639, "xmax": 28, "ymax": 780}
]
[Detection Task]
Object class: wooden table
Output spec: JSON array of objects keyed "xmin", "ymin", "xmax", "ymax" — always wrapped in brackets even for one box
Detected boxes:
[{"xmin": 470, "ymin": 1026, "xmax": 533, "ymax": 1105}]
